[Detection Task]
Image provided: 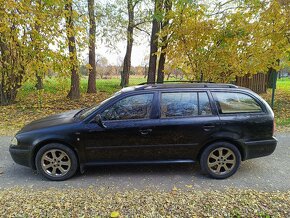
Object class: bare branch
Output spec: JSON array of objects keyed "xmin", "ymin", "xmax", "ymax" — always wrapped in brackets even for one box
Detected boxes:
[
  {"xmin": 133, "ymin": 20, "xmax": 150, "ymax": 28},
  {"xmin": 135, "ymin": 26, "xmax": 150, "ymax": 35},
  {"xmin": 209, "ymin": 6, "xmax": 247, "ymax": 16},
  {"xmin": 133, "ymin": 0, "xmax": 143, "ymax": 9}
]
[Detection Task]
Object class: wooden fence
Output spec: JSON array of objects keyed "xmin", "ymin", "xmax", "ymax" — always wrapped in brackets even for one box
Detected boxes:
[{"xmin": 235, "ymin": 73, "xmax": 268, "ymax": 94}]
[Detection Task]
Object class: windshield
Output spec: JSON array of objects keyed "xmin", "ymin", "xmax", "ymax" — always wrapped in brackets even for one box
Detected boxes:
[{"xmin": 77, "ymin": 91, "xmax": 122, "ymax": 120}]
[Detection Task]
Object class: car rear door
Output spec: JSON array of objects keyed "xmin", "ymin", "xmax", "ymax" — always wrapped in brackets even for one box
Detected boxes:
[{"xmin": 152, "ymin": 90, "xmax": 221, "ymax": 161}]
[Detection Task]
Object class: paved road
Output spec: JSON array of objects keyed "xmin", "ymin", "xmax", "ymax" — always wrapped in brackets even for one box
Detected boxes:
[{"xmin": 0, "ymin": 133, "xmax": 289, "ymax": 191}]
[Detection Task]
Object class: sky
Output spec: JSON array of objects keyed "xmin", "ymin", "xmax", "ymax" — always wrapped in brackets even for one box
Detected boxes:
[
  {"xmin": 95, "ymin": 37, "xmax": 150, "ymax": 67},
  {"xmin": 80, "ymin": 0, "xmax": 151, "ymax": 67},
  {"xmin": 79, "ymin": 30, "xmax": 150, "ymax": 67},
  {"xmin": 87, "ymin": 0, "xmax": 224, "ymax": 67}
]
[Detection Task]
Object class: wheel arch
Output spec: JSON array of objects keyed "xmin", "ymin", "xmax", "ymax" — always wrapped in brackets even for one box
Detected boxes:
[
  {"xmin": 197, "ymin": 138, "xmax": 246, "ymax": 162},
  {"xmin": 31, "ymin": 139, "xmax": 80, "ymax": 170}
]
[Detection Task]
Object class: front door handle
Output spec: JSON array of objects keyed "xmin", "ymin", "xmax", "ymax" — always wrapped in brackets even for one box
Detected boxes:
[
  {"xmin": 139, "ymin": 129, "xmax": 152, "ymax": 135},
  {"xmin": 203, "ymin": 124, "xmax": 215, "ymax": 131}
]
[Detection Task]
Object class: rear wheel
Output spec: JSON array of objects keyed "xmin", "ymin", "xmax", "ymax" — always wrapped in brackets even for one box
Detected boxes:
[
  {"xmin": 35, "ymin": 143, "xmax": 78, "ymax": 181},
  {"xmin": 200, "ymin": 142, "xmax": 241, "ymax": 179}
]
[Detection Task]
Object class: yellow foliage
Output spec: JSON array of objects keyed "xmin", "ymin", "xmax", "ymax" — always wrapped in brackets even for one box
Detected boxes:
[
  {"xmin": 162, "ymin": 0, "xmax": 289, "ymax": 82},
  {"xmin": 0, "ymin": 0, "xmax": 87, "ymax": 104}
]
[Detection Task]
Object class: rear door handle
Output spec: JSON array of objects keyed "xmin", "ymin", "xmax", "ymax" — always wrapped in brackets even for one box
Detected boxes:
[
  {"xmin": 88, "ymin": 129, "xmax": 98, "ymax": 133},
  {"xmin": 139, "ymin": 129, "xmax": 152, "ymax": 135},
  {"xmin": 203, "ymin": 124, "xmax": 215, "ymax": 131}
]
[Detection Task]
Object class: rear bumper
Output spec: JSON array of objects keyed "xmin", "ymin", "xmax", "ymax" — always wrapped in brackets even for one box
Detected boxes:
[
  {"xmin": 243, "ymin": 137, "xmax": 278, "ymax": 160},
  {"xmin": 9, "ymin": 146, "xmax": 32, "ymax": 168}
]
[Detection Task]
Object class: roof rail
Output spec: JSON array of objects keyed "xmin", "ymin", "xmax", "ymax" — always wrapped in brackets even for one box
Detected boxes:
[{"xmin": 138, "ymin": 80, "xmax": 215, "ymax": 85}]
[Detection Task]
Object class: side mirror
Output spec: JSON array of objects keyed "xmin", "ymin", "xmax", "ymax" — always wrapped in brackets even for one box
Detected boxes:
[{"xmin": 94, "ymin": 114, "xmax": 107, "ymax": 128}]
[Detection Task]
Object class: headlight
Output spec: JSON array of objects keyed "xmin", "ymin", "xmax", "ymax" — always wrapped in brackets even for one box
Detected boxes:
[{"xmin": 11, "ymin": 137, "xmax": 18, "ymax": 146}]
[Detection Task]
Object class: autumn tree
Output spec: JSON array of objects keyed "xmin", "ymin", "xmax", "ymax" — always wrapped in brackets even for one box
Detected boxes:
[
  {"xmin": 121, "ymin": 0, "xmax": 152, "ymax": 87},
  {"xmin": 32, "ymin": 0, "xmax": 44, "ymax": 90},
  {"xmin": 147, "ymin": 0, "xmax": 161, "ymax": 84},
  {"xmin": 87, "ymin": 0, "xmax": 97, "ymax": 93},
  {"xmin": 30, "ymin": 0, "xmax": 65, "ymax": 90},
  {"xmin": 162, "ymin": 0, "xmax": 289, "ymax": 82},
  {"xmin": 120, "ymin": 0, "xmax": 134, "ymax": 87},
  {"xmin": 96, "ymin": 55, "xmax": 109, "ymax": 79},
  {"xmin": 102, "ymin": 0, "xmax": 151, "ymax": 87},
  {"xmin": 65, "ymin": 0, "xmax": 80, "ymax": 99},
  {"xmin": 156, "ymin": 0, "xmax": 172, "ymax": 83},
  {"xmin": 0, "ymin": 17, "xmax": 24, "ymax": 105},
  {"xmin": 147, "ymin": 0, "xmax": 172, "ymax": 84},
  {"xmin": 0, "ymin": 0, "xmax": 64, "ymax": 105}
]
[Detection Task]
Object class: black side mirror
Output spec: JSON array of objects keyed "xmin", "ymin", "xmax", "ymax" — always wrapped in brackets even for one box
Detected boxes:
[{"xmin": 95, "ymin": 114, "xmax": 107, "ymax": 128}]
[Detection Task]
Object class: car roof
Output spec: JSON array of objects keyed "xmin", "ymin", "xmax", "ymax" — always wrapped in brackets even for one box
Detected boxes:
[{"xmin": 120, "ymin": 83, "xmax": 239, "ymax": 93}]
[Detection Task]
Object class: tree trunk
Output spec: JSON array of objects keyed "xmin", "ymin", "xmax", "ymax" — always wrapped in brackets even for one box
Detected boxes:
[
  {"xmin": 157, "ymin": 52, "xmax": 166, "ymax": 83},
  {"xmin": 65, "ymin": 1, "xmax": 80, "ymax": 100},
  {"xmin": 147, "ymin": 0, "xmax": 161, "ymax": 84},
  {"xmin": 267, "ymin": 67, "xmax": 276, "ymax": 88},
  {"xmin": 0, "ymin": 67, "xmax": 23, "ymax": 106},
  {"xmin": 0, "ymin": 35, "xmax": 23, "ymax": 105},
  {"xmin": 157, "ymin": 0, "xmax": 171, "ymax": 84},
  {"xmin": 87, "ymin": 0, "xmax": 97, "ymax": 93},
  {"xmin": 34, "ymin": 1, "xmax": 44, "ymax": 90},
  {"xmin": 35, "ymin": 74, "xmax": 44, "ymax": 90},
  {"xmin": 121, "ymin": 0, "xmax": 134, "ymax": 87},
  {"xmin": 0, "ymin": 85, "xmax": 18, "ymax": 105}
]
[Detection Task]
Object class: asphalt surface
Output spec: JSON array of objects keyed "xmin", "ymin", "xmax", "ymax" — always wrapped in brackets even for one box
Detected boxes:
[{"xmin": 0, "ymin": 133, "xmax": 289, "ymax": 191}]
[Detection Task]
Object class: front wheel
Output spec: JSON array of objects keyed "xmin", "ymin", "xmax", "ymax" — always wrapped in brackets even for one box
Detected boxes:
[
  {"xmin": 35, "ymin": 143, "xmax": 78, "ymax": 181},
  {"xmin": 200, "ymin": 142, "xmax": 241, "ymax": 179}
]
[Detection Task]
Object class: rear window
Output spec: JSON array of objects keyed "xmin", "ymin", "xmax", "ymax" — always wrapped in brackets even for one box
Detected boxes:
[
  {"xmin": 213, "ymin": 92, "xmax": 262, "ymax": 114},
  {"xmin": 160, "ymin": 92, "xmax": 212, "ymax": 118}
]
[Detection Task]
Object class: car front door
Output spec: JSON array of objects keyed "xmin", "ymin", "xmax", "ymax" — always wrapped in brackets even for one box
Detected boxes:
[
  {"xmin": 83, "ymin": 92, "xmax": 162, "ymax": 164},
  {"xmin": 152, "ymin": 91, "xmax": 221, "ymax": 161}
]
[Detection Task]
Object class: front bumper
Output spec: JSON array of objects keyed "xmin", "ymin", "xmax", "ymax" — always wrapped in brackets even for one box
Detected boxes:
[
  {"xmin": 9, "ymin": 146, "xmax": 32, "ymax": 168},
  {"xmin": 243, "ymin": 137, "xmax": 278, "ymax": 160}
]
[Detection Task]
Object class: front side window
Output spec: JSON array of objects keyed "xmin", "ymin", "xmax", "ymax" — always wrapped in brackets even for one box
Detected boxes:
[
  {"xmin": 213, "ymin": 92, "xmax": 262, "ymax": 114},
  {"xmin": 79, "ymin": 92, "xmax": 122, "ymax": 119},
  {"xmin": 101, "ymin": 94, "xmax": 154, "ymax": 121},
  {"xmin": 160, "ymin": 92, "xmax": 212, "ymax": 118}
]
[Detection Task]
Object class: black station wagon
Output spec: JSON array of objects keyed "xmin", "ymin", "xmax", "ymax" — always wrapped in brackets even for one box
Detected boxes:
[{"xmin": 9, "ymin": 83, "xmax": 277, "ymax": 181}]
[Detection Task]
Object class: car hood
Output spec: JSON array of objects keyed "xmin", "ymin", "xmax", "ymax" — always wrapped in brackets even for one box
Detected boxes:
[{"xmin": 18, "ymin": 109, "xmax": 81, "ymax": 133}]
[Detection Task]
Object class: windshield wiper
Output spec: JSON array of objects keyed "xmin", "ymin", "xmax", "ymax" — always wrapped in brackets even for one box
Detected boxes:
[{"xmin": 73, "ymin": 108, "xmax": 87, "ymax": 118}]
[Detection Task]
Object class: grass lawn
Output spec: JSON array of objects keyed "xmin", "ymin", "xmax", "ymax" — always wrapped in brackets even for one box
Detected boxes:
[
  {"xmin": 0, "ymin": 76, "xmax": 289, "ymax": 135},
  {"xmin": 19, "ymin": 76, "xmax": 147, "ymax": 96},
  {"xmin": 261, "ymin": 77, "xmax": 290, "ymax": 129}
]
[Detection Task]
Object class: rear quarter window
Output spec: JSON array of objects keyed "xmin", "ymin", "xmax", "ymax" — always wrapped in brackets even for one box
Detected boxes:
[{"xmin": 213, "ymin": 92, "xmax": 263, "ymax": 114}]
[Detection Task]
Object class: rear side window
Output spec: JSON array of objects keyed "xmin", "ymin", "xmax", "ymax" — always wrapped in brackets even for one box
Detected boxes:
[
  {"xmin": 199, "ymin": 92, "xmax": 212, "ymax": 115},
  {"xmin": 213, "ymin": 92, "xmax": 262, "ymax": 114},
  {"xmin": 160, "ymin": 92, "xmax": 212, "ymax": 118}
]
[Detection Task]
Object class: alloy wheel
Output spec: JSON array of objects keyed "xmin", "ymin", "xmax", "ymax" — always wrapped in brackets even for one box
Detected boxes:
[
  {"xmin": 207, "ymin": 147, "xmax": 236, "ymax": 175},
  {"xmin": 41, "ymin": 149, "xmax": 71, "ymax": 177}
]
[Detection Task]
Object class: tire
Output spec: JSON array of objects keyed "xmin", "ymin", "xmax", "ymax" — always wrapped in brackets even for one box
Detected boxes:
[
  {"xmin": 200, "ymin": 142, "xmax": 241, "ymax": 179},
  {"xmin": 35, "ymin": 143, "xmax": 78, "ymax": 181}
]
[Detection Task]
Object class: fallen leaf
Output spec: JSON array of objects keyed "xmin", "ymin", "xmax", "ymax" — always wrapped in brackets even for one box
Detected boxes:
[{"xmin": 111, "ymin": 211, "xmax": 120, "ymax": 218}]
